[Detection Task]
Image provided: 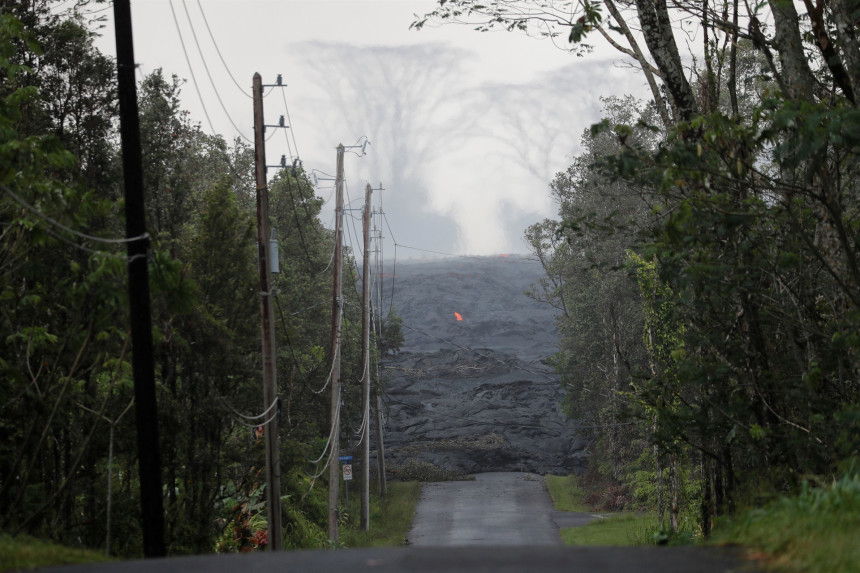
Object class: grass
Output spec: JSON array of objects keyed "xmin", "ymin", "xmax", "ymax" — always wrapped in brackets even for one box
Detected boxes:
[
  {"xmin": 545, "ymin": 474, "xmax": 590, "ymax": 512},
  {"xmin": 0, "ymin": 482, "xmax": 422, "ymax": 570},
  {"xmin": 560, "ymin": 513, "xmax": 656, "ymax": 546},
  {"xmin": 548, "ymin": 469, "xmax": 860, "ymax": 569},
  {"xmin": 339, "ymin": 481, "xmax": 422, "ymax": 548},
  {"xmin": 0, "ymin": 533, "xmax": 112, "ymax": 572},
  {"xmin": 709, "ymin": 472, "xmax": 860, "ymax": 572},
  {"xmin": 545, "ymin": 474, "xmax": 657, "ymax": 546}
]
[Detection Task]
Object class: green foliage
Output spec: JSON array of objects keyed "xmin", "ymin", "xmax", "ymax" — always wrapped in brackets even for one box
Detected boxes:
[
  {"xmin": 529, "ymin": 21, "xmax": 860, "ymax": 548},
  {"xmin": 526, "ymin": 96, "xmax": 656, "ymax": 491},
  {"xmin": 0, "ymin": 533, "xmax": 112, "ymax": 571},
  {"xmin": 559, "ymin": 513, "xmax": 657, "ymax": 546},
  {"xmin": 545, "ymin": 474, "xmax": 590, "ymax": 513},
  {"xmin": 711, "ymin": 469, "xmax": 860, "ymax": 572},
  {"xmin": 0, "ymin": 6, "xmax": 374, "ymax": 558},
  {"xmin": 339, "ymin": 481, "xmax": 421, "ymax": 548},
  {"xmin": 378, "ymin": 309, "xmax": 405, "ymax": 359},
  {"xmin": 0, "ymin": 9, "xmax": 130, "ymax": 550}
]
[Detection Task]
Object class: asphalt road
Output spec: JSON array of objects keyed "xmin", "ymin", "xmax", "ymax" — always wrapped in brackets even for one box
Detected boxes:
[
  {"xmin": 41, "ymin": 545, "xmax": 750, "ymax": 573},
  {"xmin": 39, "ymin": 472, "xmax": 752, "ymax": 573},
  {"xmin": 408, "ymin": 472, "xmax": 584, "ymax": 546}
]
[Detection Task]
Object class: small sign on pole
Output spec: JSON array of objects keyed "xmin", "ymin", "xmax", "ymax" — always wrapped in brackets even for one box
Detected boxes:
[{"xmin": 342, "ymin": 464, "xmax": 353, "ymax": 481}]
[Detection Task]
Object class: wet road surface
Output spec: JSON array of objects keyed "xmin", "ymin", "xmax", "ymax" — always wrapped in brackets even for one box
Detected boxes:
[
  {"xmin": 408, "ymin": 472, "xmax": 580, "ymax": 546},
  {"xmin": 42, "ymin": 545, "xmax": 750, "ymax": 573}
]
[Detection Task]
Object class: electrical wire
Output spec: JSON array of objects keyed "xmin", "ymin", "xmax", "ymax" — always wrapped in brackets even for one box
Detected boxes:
[
  {"xmin": 388, "ymin": 242, "xmax": 398, "ymax": 320},
  {"xmin": 310, "ymin": 313, "xmax": 342, "ymax": 396},
  {"xmin": 168, "ymin": 0, "xmax": 217, "ymax": 135},
  {"xmin": 273, "ymin": 292, "xmax": 318, "ymax": 385},
  {"xmin": 317, "ymin": 241, "xmax": 336, "ymax": 276},
  {"xmin": 219, "ymin": 394, "xmax": 278, "ymax": 421},
  {"xmin": 230, "ymin": 406, "xmax": 281, "ymax": 428},
  {"xmin": 346, "ymin": 356, "xmax": 371, "ymax": 447},
  {"xmin": 2, "ymin": 184, "xmax": 149, "ymax": 245},
  {"xmin": 178, "ymin": 0, "xmax": 253, "ymax": 142},
  {"xmin": 194, "ymin": 0, "xmax": 252, "ymax": 98},
  {"xmin": 36, "ymin": 224, "xmax": 147, "ymax": 263},
  {"xmin": 380, "ymin": 212, "xmax": 398, "ymax": 319},
  {"xmin": 2, "ymin": 185, "xmax": 149, "ymax": 263},
  {"xmin": 307, "ymin": 387, "xmax": 341, "ymax": 464},
  {"xmin": 280, "ymin": 86, "xmax": 301, "ymax": 162}
]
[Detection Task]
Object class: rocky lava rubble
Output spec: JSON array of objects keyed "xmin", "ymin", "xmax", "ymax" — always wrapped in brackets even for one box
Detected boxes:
[{"xmin": 378, "ymin": 256, "xmax": 589, "ymax": 477}]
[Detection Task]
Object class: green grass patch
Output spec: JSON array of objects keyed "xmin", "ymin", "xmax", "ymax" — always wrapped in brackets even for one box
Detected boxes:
[
  {"xmin": 0, "ymin": 533, "xmax": 111, "ymax": 572},
  {"xmin": 339, "ymin": 481, "xmax": 422, "ymax": 548},
  {"xmin": 560, "ymin": 512, "xmax": 656, "ymax": 546},
  {"xmin": 710, "ymin": 472, "xmax": 860, "ymax": 572},
  {"xmin": 545, "ymin": 474, "xmax": 590, "ymax": 512}
]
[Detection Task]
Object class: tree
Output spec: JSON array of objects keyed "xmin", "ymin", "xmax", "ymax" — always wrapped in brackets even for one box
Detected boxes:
[
  {"xmin": 0, "ymin": 10, "xmax": 130, "ymax": 546},
  {"xmin": 525, "ymin": 96, "xmax": 655, "ymax": 494},
  {"xmin": 493, "ymin": 0, "xmax": 860, "ymax": 533},
  {"xmin": 414, "ymin": 1, "xmax": 859, "ymax": 117}
]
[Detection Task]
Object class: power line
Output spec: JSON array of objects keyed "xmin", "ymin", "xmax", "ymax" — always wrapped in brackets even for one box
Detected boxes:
[
  {"xmin": 193, "ymin": 0, "xmax": 252, "ymax": 98},
  {"xmin": 381, "ymin": 212, "xmax": 398, "ymax": 319},
  {"xmin": 2, "ymin": 183, "xmax": 149, "ymax": 246},
  {"xmin": 37, "ymin": 224, "xmax": 147, "ymax": 263},
  {"xmin": 280, "ymin": 86, "xmax": 301, "ymax": 161},
  {"xmin": 168, "ymin": 0, "xmax": 217, "ymax": 135},
  {"xmin": 308, "ymin": 386, "xmax": 342, "ymax": 465},
  {"xmin": 219, "ymin": 394, "xmax": 278, "ymax": 421},
  {"xmin": 178, "ymin": 0, "xmax": 252, "ymax": 142}
]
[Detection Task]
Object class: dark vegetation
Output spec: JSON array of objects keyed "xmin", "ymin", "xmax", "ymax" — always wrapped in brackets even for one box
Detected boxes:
[
  {"xmin": 418, "ymin": 0, "xmax": 860, "ymax": 550},
  {"xmin": 0, "ymin": 1, "xmax": 402, "ymax": 557}
]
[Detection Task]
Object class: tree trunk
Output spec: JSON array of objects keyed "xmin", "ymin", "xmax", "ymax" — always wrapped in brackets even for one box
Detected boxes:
[
  {"xmin": 768, "ymin": 0, "xmax": 816, "ymax": 101},
  {"xmin": 603, "ymin": 0, "xmax": 672, "ymax": 128},
  {"xmin": 670, "ymin": 454, "xmax": 679, "ymax": 533},
  {"xmin": 701, "ymin": 456, "xmax": 712, "ymax": 536},
  {"xmin": 829, "ymin": 0, "xmax": 860, "ymax": 101},
  {"xmin": 634, "ymin": 0, "xmax": 698, "ymax": 120},
  {"xmin": 654, "ymin": 439, "xmax": 664, "ymax": 528}
]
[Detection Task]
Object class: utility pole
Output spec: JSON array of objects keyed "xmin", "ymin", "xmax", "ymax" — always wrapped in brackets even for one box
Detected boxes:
[
  {"xmin": 112, "ymin": 0, "xmax": 165, "ymax": 557},
  {"xmin": 372, "ymin": 200, "xmax": 388, "ymax": 497},
  {"xmin": 360, "ymin": 183, "xmax": 372, "ymax": 530},
  {"xmin": 328, "ymin": 144, "xmax": 345, "ymax": 542},
  {"xmin": 252, "ymin": 72, "xmax": 282, "ymax": 551}
]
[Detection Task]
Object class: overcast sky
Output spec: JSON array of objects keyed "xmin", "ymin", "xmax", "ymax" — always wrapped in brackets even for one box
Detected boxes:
[{"xmin": 92, "ymin": 0, "xmax": 650, "ymax": 259}]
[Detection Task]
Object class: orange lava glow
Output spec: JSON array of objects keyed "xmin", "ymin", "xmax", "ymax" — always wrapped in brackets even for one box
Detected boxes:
[{"xmin": 454, "ymin": 312, "xmax": 463, "ymax": 321}]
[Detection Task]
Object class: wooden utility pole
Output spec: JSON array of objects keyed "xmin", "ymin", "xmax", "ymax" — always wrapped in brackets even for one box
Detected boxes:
[
  {"xmin": 372, "ymin": 208, "xmax": 387, "ymax": 497},
  {"xmin": 112, "ymin": 0, "xmax": 165, "ymax": 557},
  {"xmin": 252, "ymin": 72, "xmax": 282, "ymax": 551},
  {"xmin": 360, "ymin": 183, "xmax": 373, "ymax": 530},
  {"xmin": 328, "ymin": 144, "xmax": 345, "ymax": 541}
]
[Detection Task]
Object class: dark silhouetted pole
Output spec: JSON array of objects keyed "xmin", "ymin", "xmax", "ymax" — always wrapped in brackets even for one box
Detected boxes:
[{"xmin": 113, "ymin": 0, "xmax": 165, "ymax": 558}]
